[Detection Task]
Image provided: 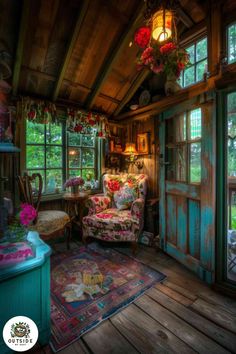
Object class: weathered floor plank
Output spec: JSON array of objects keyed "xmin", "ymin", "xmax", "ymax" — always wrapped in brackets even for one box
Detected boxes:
[
  {"xmin": 58, "ymin": 340, "xmax": 90, "ymax": 354},
  {"xmin": 191, "ymin": 298, "xmax": 236, "ymax": 334},
  {"xmin": 148, "ymin": 255, "xmax": 236, "ymax": 315},
  {"xmin": 135, "ymin": 294, "xmax": 229, "ymax": 354},
  {"xmin": 156, "ymin": 283, "xmax": 195, "ymax": 306},
  {"xmin": 162, "ymin": 279, "xmax": 198, "ymax": 301},
  {"xmin": 147, "ymin": 287, "xmax": 236, "ymax": 353},
  {"xmin": 82, "ymin": 320, "xmax": 138, "ymax": 354},
  {"xmin": 110, "ymin": 303, "xmax": 196, "ymax": 354}
]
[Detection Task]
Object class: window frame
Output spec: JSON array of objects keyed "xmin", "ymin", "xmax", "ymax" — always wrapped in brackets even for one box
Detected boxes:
[
  {"xmin": 24, "ymin": 120, "xmax": 102, "ymax": 196},
  {"xmin": 166, "ymin": 108, "xmax": 202, "ymax": 185},
  {"xmin": 179, "ymin": 36, "xmax": 208, "ymax": 88},
  {"xmin": 67, "ymin": 132, "xmax": 98, "ymax": 182},
  {"xmin": 227, "ymin": 21, "xmax": 236, "ymax": 65}
]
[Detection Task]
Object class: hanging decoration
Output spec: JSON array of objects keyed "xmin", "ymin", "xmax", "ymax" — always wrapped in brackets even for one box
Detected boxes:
[
  {"xmin": 17, "ymin": 97, "xmax": 110, "ymax": 139},
  {"xmin": 134, "ymin": 0, "xmax": 190, "ymax": 79},
  {"xmin": 66, "ymin": 108, "xmax": 110, "ymax": 138},
  {"xmin": 18, "ymin": 98, "xmax": 58, "ymax": 124}
]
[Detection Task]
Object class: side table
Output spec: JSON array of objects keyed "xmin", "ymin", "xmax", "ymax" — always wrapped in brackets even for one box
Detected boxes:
[{"xmin": 63, "ymin": 192, "xmax": 88, "ymax": 230}]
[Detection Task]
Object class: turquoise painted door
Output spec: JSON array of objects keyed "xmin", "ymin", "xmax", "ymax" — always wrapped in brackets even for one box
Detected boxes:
[{"xmin": 159, "ymin": 98, "xmax": 215, "ymax": 283}]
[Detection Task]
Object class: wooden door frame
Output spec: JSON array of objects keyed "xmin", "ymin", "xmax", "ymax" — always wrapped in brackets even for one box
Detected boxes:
[
  {"xmin": 159, "ymin": 93, "xmax": 216, "ymax": 283},
  {"xmin": 215, "ymin": 88, "xmax": 236, "ymax": 295}
]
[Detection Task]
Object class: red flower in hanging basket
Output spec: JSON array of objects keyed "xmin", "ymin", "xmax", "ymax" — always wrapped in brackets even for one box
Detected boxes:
[
  {"xmin": 160, "ymin": 42, "xmax": 177, "ymax": 55},
  {"xmin": 134, "ymin": 26, "xmax": 151, "ymax": 48},
  {"xmin": 141, "ymin": 47, "xmax": 154, "ymax": 65}
]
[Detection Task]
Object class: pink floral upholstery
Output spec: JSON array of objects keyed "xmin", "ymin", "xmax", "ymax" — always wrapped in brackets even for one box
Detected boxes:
[{"xmin": 82, "ymin": 174, "xmax": 148, "ymax": 243}]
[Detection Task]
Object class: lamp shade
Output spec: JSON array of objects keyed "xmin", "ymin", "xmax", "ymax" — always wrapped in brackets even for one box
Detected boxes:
[
  {"xmin": 122, "ymin": 142, "xmax": 138, "ymax": 155},
  {"xmin": 152, "ymin": 9, "xmax": 172, "ymax": 42}
]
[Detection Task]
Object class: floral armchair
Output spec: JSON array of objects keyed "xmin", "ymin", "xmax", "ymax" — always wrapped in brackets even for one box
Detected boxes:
[{"xmin": 82, "ymin": 173, "xmax": 148, "ymax": 249}]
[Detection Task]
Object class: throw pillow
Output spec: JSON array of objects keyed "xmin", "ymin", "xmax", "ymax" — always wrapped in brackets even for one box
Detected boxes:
[{"xmin": 113, "ymin": 186, "xmax": 137, "ymax": 210}]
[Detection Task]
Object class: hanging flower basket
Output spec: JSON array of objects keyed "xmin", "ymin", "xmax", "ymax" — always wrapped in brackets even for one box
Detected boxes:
[{"xmin": 134, "ymin": 22, "xmax": 190, "ymax": 82}]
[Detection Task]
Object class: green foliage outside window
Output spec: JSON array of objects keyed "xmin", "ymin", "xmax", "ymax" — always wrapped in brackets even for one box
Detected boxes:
[
  {"xmin": 26, "ymin": 122, "xmax": 99, "ymax": 194},
  {"xmin": 228, "ymin": 23, "xmax": 236, "ymax": 64},
  {"xmin": 227, "ymin": 92, "xmax": 236, "ymax": 177},
  {"xmin": 179, "ymin": 37, "xmax": 208, "ymax": 88}
]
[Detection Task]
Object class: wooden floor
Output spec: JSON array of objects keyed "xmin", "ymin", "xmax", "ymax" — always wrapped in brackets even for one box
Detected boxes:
[{"xmin": 33, "ymin": 241, "xmax": 236, "ymax": 354}]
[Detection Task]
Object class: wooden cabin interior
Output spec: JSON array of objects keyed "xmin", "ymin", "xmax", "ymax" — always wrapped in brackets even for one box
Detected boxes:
[{"xmin": 1, "ymin": 0, "xmax": 236, "ymax": 353}]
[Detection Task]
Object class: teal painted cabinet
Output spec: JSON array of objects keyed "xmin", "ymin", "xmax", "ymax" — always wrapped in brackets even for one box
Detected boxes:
[
  {"xmin": 0, "ymin": 232, "xmax": 52, "ymax": 353},
  {"xmin": 159, "ymin": 96, "xmax": 215, "ymax": 283}
]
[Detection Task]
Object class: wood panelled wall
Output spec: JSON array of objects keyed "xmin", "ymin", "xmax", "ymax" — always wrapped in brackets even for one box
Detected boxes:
[{"xmin": 111, "ymin": 116, "xmax": 159, "ymax": 198}]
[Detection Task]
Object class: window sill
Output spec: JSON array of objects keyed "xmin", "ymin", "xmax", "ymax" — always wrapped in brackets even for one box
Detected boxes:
[{"xmin": 40, "ymin": 189, "xmax": 103, "ymax": 202}]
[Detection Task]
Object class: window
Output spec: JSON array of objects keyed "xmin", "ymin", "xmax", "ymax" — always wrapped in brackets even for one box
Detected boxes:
[
  {"xmin": 179, "ymin": 37, "xmax": 208, "ymax": 88},
  {"xmin": 67, "ymin": 133, "xmax": 96, "ymax": 181},
  {"xmin": 166, "ymin": 108, "xmax": 202, "ymax": 183},
  {"xmin": 228, "ymin": 23, "xmax": 236, "ymax": 64},
  {"xmin": 26, "ymin": 121, "xmax": 100, "ymax": 194}
]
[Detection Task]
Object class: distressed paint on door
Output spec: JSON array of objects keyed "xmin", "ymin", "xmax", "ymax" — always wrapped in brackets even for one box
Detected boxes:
[{"xmin": 159, "ymin": 96, "xmax": 215, "ymax": 283}]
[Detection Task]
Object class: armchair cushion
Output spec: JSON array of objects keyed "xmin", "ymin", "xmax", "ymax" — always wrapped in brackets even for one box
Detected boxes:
[
  {"xmin": 113, "ymin": 185, "xmax": 138, "ymax": 210},
  {"xmin": 83, "ymin": 208, "xmax": 139, "ymax": 242},
  {"xmin": 86, "ymin": 195, "xmax": 111, "ymax": 216},
  {"xmin": 30, "ymin": 210, "xmax": 70, "ymax": 236}
]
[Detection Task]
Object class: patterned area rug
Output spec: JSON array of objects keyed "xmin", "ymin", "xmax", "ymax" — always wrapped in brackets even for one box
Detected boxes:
[{"xmin": 50, "ymin": 243, "xmax": 166, "ymax": 352}]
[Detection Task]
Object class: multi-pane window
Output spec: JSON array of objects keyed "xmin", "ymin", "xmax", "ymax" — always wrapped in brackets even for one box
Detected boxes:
[
  {"xmin": 166, "ymin": 108, "xmax": 202, "ymax": 183},
  {"xmin": 26, "ymin": 121, "xmax": 64, "ymax": 193},
  {"xmin": 179, "ymin": 37, "xmax": 208, "ymax": 88},
  {"xmin": 67, "ymin": 132, "xmax": 96, "ymax": 181},
  {"xmin": 26, "ymin": 121, "xmax": 99, "ymax": 194},
  {"xmin": 228, "ymin": 23, "xmax": 236, "ymax": 64}
]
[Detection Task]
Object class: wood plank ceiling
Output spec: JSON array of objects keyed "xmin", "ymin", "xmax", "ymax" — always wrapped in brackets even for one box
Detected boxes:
[{"xmin": 0, "ymin": 0, "xmax": 207, "ymax": 117}]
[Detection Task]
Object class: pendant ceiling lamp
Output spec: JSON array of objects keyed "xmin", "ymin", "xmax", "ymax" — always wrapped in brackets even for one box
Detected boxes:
[
  {"xmin": 152, "ymin": 8, "xmax": 173, "ymax": 42},
  {"xmin": 144, "ymin": 0, "xmax": 178, "ymax": 43}
]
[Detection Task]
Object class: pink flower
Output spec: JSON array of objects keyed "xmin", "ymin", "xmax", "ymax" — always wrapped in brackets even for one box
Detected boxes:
[
  {"xmin": 141, "ymin": 47, "xmax": 154, "ymax": 65},
  {"xmin": 160, "ymin": 42, "xmax": 176, "ymax": 55},
  {"xmin": 19, "ymin": 203, "xmax": 37, "ymax": 226}
]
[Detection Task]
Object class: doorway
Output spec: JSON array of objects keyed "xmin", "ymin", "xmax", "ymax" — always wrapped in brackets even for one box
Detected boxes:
[{"xmin": 159, "ymin": 98, "xmax": 215, "ymax": 283}]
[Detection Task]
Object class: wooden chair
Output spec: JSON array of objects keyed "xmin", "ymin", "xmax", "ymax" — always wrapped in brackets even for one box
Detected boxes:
[{"xmin": 17, "ymin": 172, "xmax": 71, "ymax": 249}]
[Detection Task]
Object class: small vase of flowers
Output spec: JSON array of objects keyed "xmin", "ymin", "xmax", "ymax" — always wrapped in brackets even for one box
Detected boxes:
[
  {"xmin": 64, "ymin": 176, "xmax": 85, "ymax": 194},
  {"xmin": 2, "ymin": 204, "xmax": 37, "ymax": 243}
]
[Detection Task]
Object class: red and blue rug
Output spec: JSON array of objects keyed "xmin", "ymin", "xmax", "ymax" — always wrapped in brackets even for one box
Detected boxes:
[{"xmin": 50, "ymin": 243, "xmax": 166, "ymax": 352}]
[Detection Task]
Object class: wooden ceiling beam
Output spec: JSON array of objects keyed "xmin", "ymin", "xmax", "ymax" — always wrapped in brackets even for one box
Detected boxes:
[
  {"xmin": 85, "ymin": 2, "xmax": 145, "ymax": 110},
  {"xmin": 113, "ymin": 69, "xmax": 150, "ymax": 117},
  {"xmin": 21, "ymin": 66, "xmax": 120, "ymax": 104},
  {"xmin": 12, "ymin": 0, "xmax": 30, "ymax": 96},
  {"xmin": 52, "ymin": 0, "xmax": 90, "ymax": 102},
  {"xmin": 176, "ymin": 6, "xmax": 194, "ymax": 28}
]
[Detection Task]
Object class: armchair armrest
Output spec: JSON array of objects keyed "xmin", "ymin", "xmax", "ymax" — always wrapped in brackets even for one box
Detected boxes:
[
  {"xmin": 86, "ymin": 195, "xmax": 111, "ymax": 215},
  {"xmin": 131, "ymin": 198, "xmax": 145, "ymax": 227}
]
